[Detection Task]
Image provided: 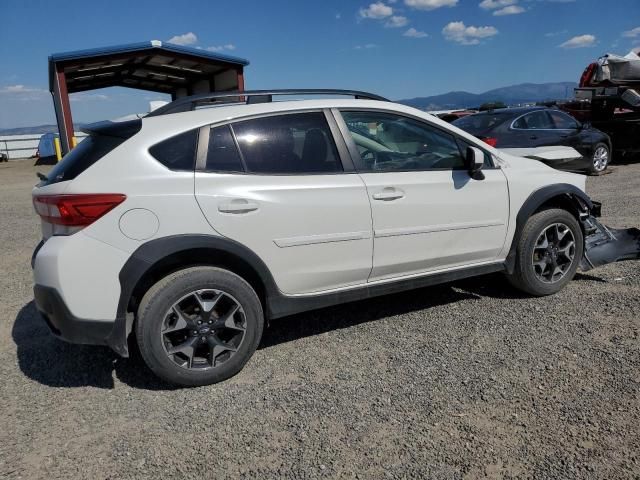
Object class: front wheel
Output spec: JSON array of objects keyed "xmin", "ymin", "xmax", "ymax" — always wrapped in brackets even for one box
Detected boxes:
[
  {"xmin": 588, "ymin": 142, "xmax": 610, "ymax": 174},
  {"xmin": 506, "ymin": 208, "xmax": 584, "ymax": 296},
  {"xmin": 135, "ymin": 266, "xmax": 264, "ymax": 387}
]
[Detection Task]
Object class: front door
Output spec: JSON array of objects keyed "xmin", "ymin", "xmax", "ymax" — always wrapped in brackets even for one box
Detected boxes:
[
  {"xmin": 335, "ymin": 110, "xmax": 509, "ymax": 282},
  {"xmin": 195, "ymin": 111, "xmax": 373, "ymax": 295}
]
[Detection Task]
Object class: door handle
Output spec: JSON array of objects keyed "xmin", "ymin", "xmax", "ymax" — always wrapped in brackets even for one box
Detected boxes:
[
  {"xmin": 372, "ymin": 188, "xmax": 404, "ymax": 201},
  {"xmin": 218, "ymin": 199, "xmax": 259, "ymax": 213},
  {"xmin": 529, "ymin": 135, "xmax": 538, "ymax": 140}
]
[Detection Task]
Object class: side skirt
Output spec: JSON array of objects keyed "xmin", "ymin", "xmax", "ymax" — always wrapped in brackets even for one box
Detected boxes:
[{"xmin": 267, "ymin": 263, "xmax": 506, "ymax": 319}]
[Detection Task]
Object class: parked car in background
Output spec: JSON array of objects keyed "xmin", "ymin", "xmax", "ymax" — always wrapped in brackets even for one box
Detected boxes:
[{"xmin": 452, "ymin": 106, "xmax": 612, "ymax": 174}]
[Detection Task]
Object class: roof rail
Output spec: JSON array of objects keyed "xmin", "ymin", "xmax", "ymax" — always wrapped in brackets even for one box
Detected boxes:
[{"xmin": 146, "ymin": 89, "xmax": 389, "ymax": 117}]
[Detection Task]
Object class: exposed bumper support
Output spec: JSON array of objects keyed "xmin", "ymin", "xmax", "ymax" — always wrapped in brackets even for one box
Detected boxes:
[{"xmin": 580, "ymin": 216, "xmax": 640, "ymax": 271}]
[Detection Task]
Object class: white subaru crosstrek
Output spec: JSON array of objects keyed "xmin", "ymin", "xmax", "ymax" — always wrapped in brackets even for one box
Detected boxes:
[{"xmin": 31, "ymin": 90, "xmax": 640, "ymax": 386}]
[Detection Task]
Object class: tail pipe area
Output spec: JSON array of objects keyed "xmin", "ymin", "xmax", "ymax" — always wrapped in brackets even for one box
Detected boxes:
[{"xmin": 579, "ymin": 203, "xmax": 640, "ymax": 271}]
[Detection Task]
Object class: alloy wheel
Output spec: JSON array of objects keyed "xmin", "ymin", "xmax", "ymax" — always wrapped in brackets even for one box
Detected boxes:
[
  {"xmin": 161, "ymin": 289, "xmax": 246, "ymax": 370},
  {"xmin": 592, "ymin": 146, "xmax": 609, "ymax": 172},
  {"xmin": 532, "ymin": 223, "xmax": 576, "ymax": 284}
]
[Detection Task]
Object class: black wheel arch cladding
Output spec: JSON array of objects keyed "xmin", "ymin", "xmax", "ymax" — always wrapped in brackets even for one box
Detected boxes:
[
  {"xmin": 109, "ymin": 234, "xmax": 281, "ymax": 357},
  {"xmin": 505, "ymin": 183, "xmax": 594, "ymax": 274}
]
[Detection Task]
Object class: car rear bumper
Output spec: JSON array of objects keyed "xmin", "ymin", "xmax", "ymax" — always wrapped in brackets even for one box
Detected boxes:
[{"xmin": 34, "ymin": 284, "xmax": 114, "ymax": 346}]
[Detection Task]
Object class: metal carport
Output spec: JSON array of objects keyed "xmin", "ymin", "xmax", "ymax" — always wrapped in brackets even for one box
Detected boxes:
[{"xmin": 48, "ymin": 40, "xmax": 249, "ymax": 154}]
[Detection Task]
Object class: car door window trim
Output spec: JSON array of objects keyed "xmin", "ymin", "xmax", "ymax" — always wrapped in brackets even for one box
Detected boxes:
[
  {"xmin": 195, "ymin": 109, "xmax": 356, "ymax": 176},
  {"xmin": 332, "ymin": 108, "xmax": 497, "ymax": 172},
  {"xmin": 510, "ymin": 110, "xmax": 575, "ymax": 131}
]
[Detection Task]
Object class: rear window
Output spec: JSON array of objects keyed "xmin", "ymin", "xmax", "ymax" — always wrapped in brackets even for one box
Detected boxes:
[
  {"xmin": 149, "ymin": 129, "xmax": 198, "ymax": 171},
  {"xmin": 453, "ymin": 112, "xmax": 511, "ymax": 133},
  {"xmin": 40, "ymin": 135, "xmax": 125, "ymax": 186}
]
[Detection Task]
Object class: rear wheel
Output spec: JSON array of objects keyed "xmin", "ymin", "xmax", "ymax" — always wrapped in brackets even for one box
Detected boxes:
[
  {"xmin": 506, "ymin": 208, "xmax": 583, "ymax": 296},
  {"xmin": 135, "ymin": 266, "xmax": 263, "ymax": 387},
  {"xmin": 588, "ymin": 142, "xmax": 610, "ymax": 174}
]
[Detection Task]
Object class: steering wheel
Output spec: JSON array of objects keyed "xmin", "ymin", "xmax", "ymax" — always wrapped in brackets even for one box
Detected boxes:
[{"xmin": 360, "ymin": 149, "xmax": 378, "ymax": 167}]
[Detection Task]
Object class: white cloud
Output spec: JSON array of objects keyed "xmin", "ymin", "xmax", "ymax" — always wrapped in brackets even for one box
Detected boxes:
[
  {"xmin": 70, "ymin": 93, "xmax": 110, "ymax": 102},
  {"xmin": 405, "ymin": 0, "xmax": 458, "ymax": 10},
  {"xmin": 493, "ymin": 5, "xmax": 524, "ymax": 15},
  {"xmin": 622, "ymin": 27, "xmax": 640, "ymax": 38},
  {"xmin": 403, "ymin": 27, "xmax": 428, "ymax": 38},
  {"xmin": 385, "ymin": 15, "xmax": 409, "ymax": 28},
  {"xmin": 167, "ymin": 32, "xmax": 198, "ymax": 46},
  {"xmin": 544, "ymin": 29, "xmax": 568, "ymax": 37},
  {"xmin": 359, "ymin": 2, "xmax": 393, "ymax": 19},
  {"xmin": 479, "ymin": 0, "xmax": 516, "ymax": 9},
  {"xmin": 0, "ymin": 84, "xmax": 45, "ymax": 94},
  {"xmin": 354, "ymin": 43, "xmax": 379, "ymax": 49},
  {"xmin": 559, "ymin": 34, "xmax": 596, "ymax": 49},
  {"xmin": 206, "ymin": 44, "xmax": 236, "ymax": 52},
  {"xmin": 442, "ymin": 21, "xmax": 498, "ymax": 45}
]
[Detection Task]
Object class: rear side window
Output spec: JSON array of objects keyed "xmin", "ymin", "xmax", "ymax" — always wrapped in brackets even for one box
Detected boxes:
[
  {"xmin": 41, "ymin": 135, "xmax": 125, "ymax": 186},
  {"xmin": 548, "ymin": 110, "xmax": 579, "ymax": 129},
  {"xmin": 231, "ymin": 112, "xmax": 342, "ymax": 174},
  {"xmin": 205, "ymin": 125, "xmax": 244, "ymax": 172},
  {"xmin": 149, "ymin": 129, "xmax": 198, "ymax": 171}
]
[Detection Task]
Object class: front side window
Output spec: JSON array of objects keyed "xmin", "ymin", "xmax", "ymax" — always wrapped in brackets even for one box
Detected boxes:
[
  {"xmin": 149, "ymin": 129, "xmax": 198, "ymax": 171},
  {"xmin": 231, "ymin": 112, "xmax": 342, "ymax": 174},
  {"xmin": 512, "ymin": 111, "xmax": 555, "ymax": 130},
  {"xmin": 548, "ymin": 110, "xmax": 579, "ymax": 130},
  {"xmin": 341, "ymin": 111, "xmax": 465, "ymax": 171}
]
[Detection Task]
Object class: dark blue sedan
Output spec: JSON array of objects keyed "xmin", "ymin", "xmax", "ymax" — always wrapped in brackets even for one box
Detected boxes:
[{"xmin": 452, "ymin": 106, "xmax": 612, "ymax": 174}]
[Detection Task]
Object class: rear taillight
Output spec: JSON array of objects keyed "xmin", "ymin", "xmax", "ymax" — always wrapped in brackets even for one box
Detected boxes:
[
  {"xmin": 33, "ymin": 194, "xmax": 126, "ymax": 233},
  {"xmin": 482, "ymin": 137, "xmax": 498, "ymax": 147}
]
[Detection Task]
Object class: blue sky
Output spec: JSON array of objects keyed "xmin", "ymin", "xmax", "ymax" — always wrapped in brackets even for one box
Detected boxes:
[{"xmin": 0, "ymin": 0, "xmax": 639, "ymax": 128}]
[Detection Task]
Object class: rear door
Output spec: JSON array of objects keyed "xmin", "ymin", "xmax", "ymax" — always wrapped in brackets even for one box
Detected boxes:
[
  {"xmin": 194, "ymin": 110, "xmax": 373, "ymax": 295},
  {"xmin": 334, "ymin": 109, "xmax": 509, "ymax": 282}
]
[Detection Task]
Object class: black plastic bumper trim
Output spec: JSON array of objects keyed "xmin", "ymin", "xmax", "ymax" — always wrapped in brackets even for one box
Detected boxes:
[{"xmin": 33, "ymin": 285, "xmax": 114, "ymax": 346}]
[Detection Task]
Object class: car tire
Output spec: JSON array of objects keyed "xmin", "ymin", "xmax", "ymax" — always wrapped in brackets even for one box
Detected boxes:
[
  {"xmin": 588, "ymin": 142, "xmax": 610, "ymax": 174},
  {"xmin": 135, "ymin": 266, "xmax": 264, "ymax": 387},
  {"xmin": 506, "ymin": 208, "xmax": 583, "ymax": 296}
]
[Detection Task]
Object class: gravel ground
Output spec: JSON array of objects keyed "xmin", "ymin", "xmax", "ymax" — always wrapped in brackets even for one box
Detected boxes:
[{"xmin": 1, "ymin": 159, "xmax": 639, "ymax": 479}]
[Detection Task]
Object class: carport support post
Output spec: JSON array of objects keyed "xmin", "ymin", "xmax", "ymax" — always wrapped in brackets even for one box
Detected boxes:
[
  {"xmin": 237, "ymin": 69, "xmax": 244, "ymax": 91},
  {"xmin": 52, "ymin": 65, "xmax": 74, "ymax": 155}
]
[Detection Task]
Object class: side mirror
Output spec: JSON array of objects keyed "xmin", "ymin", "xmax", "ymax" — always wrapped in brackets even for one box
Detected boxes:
[
  {"xmin": 466, "ymin": 146, "xmax": 485, "ymax": 180},
  {"xmin": 580, "ymin": 121, "xmax": 591, "ymax": 130}
]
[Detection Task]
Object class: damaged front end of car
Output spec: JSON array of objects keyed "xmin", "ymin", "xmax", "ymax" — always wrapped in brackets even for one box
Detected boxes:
[{"xmin": 578, "ymin": 200, "xmax": 640, "ymax": 271}]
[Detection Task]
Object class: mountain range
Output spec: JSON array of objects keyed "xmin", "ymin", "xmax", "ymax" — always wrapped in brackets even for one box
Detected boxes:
[
  {"xmin": 0, "ymin": 82, "xmax": 577, "ymax": 135},
  {"xmin": 0, "ymin": 124, "xmax": 85, "ymax": 136},
  {"xmin": 398, "ymin": 82, "xmax": 577, "ymax": 111}
]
